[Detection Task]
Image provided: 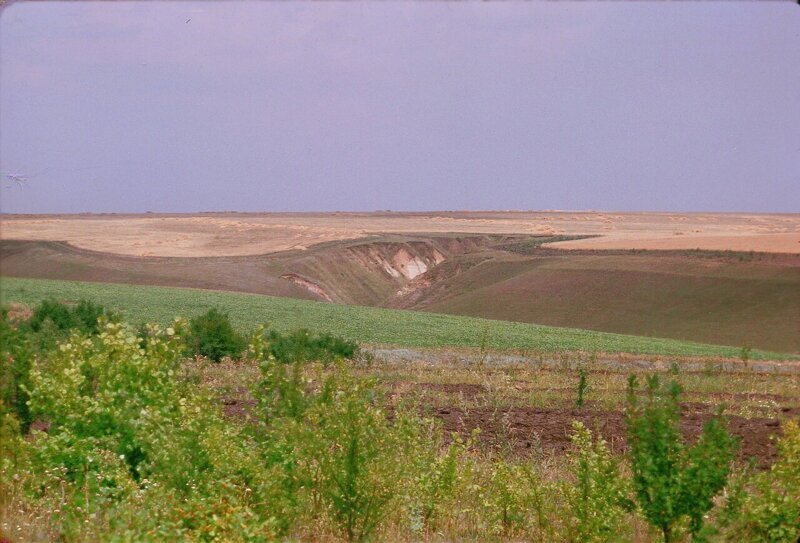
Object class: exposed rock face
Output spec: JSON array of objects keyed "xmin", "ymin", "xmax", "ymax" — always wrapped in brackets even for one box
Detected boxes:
[
  {"xmin": 280, "ymin": 235, "xmax": 500, "ymax": 304},
  {"xmin": 344, "ymin": 243, "xmax": 443, "ymax": 280},
  {"xmin": 385, "ymin": 247, "xmax": 444, "ymax": 279},
  {"xmin": 345, "ymin": 238, "xmax": 478, "ymax": 281}
]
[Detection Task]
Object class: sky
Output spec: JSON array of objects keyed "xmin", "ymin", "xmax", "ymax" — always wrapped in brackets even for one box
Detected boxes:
[{"xmin": 1, "ymin": 2, "xmax": 798, "ymax": 214}]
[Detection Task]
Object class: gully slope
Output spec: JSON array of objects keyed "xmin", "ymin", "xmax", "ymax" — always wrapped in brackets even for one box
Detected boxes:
[{"xmin": 1, "ymin": 236, "xmax": 798, "ymax": 353}]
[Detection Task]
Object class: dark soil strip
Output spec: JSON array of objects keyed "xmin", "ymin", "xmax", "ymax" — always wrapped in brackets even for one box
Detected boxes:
[
  {"xmin": 221, "ymin": 394, "xmax": 794, "ymax": 468},
  {"xmin": 432, "ymin": 406, "xmax": 790, "ymax": 468}
]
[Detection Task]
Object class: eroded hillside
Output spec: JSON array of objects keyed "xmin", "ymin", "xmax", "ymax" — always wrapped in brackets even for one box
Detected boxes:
[{"xmin": 1, "ymin": 235, "xmax": 798, "ymax": 353}]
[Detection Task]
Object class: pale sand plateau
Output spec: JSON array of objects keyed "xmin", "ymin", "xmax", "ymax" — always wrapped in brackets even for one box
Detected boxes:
[{"xmin": 1, "ymin": 211, "xmax": 798, "ymax": 257}]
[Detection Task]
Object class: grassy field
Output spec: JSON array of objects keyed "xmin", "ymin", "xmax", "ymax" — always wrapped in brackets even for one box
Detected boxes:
[{"xmin": 1, "ymin": 276, "xmax": 793, "ymax": 360}]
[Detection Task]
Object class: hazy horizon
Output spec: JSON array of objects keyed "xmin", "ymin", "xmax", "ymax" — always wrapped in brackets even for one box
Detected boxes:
[
  {"xmin": 2, "ymin": 209, "xmax": 800, "ymax": 217},
  {"xmin": 2, "ymin": 2, "xmax": 799, "ymax": 214}
]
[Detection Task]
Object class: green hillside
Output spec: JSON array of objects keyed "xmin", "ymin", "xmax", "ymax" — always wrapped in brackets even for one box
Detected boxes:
[{"xmin": 1, "ymin": 276, "xmax": 792, "ymax": 360}]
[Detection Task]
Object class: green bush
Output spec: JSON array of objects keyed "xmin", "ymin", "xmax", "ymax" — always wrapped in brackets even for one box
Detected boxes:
[
  {"xmin": 481, "ymin": 459, "xmax": 540, "ymax": 536},
  {"xmin": 28, "ymin": 298, "xmax": 75, "ymax": 332},
  {"xmin": 626, "ymin": 375, "xmax": 738, "ymax": 542},
  {"xmin": 1, "ymin": 300, "xmax": 113, "ymax": 435},
  {"xmin": 562, "ymin": 421, "xmax": 632, "ymax": 542},
  {"xmin": 261, "ymin": 328, "xmax": 359, "ymax": 365},
  {"xmin": 188, "ymin": 308, "xmax": 246, "ymax": 362},
  {"xmin": 0, "ymin": 308, "xmax": 33, "ymax": 432},
  {"xmin": 12, "ymin": 319, "xmax": 284, "ymax": 541},
  {"xmin": 250, "ymin": 329, "xmax": 419, "ymax": 541},
  {"xmin": 401, "ymin": 421, "xmax": 468, "ymax": 533},
  {"xmin": 72, "ymin": 299, "xmax": 110, "ymax": 333},
  {"xmin": 28, "ymin": 298, "xmax": 112, "ymax": 335},
  {"xmin": 26, "ymin": 321, "xmax": 190, "ymax": 480},
  {"xmin": 725, "ymin": 419, "xmax": 800, "ymax": 542},
  {"xmin": 315, "ymin": 387, "xmax": 401, "ymax": 542}
]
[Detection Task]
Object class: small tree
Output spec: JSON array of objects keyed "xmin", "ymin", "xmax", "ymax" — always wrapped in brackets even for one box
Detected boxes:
[
  {"xmin": 626, "ymin": 375, "xmax": 738, "ymax": 542},
  {"xmin": 321, "ymin": 404, "xmax": 392, "ymax": 542},
  {"xmin": 188, "ymin": 308, "xmax": 245, "ymax": 362}
]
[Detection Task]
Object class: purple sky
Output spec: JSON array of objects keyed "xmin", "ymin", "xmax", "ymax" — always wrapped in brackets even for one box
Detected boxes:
[{"xmin": 1, "ymin": 2, "xmax": 798, "ymax": 214}]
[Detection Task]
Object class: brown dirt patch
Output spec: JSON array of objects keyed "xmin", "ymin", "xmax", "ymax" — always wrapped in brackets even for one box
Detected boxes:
[
  {"xmin": 4, "ymin": 302, "xmax": 32, "ymax": 323},
  {"xmin": 550, "ymin": 232, "xmax": 800, "ymax": 254},
  {"xmin": 219, "ymin": 389, "xmax": 793, "ymax": 467},
  {"xmin": 222, "ymin": 397, "xmax": 258, "ymax": 421},
  {"xmin": 432, "ymin": 406, "xmax": 788, "ymax": 467}
]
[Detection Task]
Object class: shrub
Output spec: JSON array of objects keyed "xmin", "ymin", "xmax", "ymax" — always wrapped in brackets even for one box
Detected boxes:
[
  {"xmin": 484, "ymin": 460, "xmax": 530, "ymax": 535},
  {"xmin": 263, "ymin": 328, "xmax": 359, "ymax": 365},
  {"xmin": 0, "ymin": 308, "xmax": 33, "ymax": 432},
  {"xmin": 315, "ymin": 389, "xmax": 400, "ymax": 542},
  {"xmin": 27, "ymin": 298, "xmax": 112, "ymax": 335},
  {"xmin": 626, "ymin": 375, "xmax": 738, "ymax": 542},
  {"xmin": 188, "ymin": 308, "xmax": 246, "ymax": 362},
  {"xmin": 726, "ymin": 419, "xmax": 800, "ymax": 542},
  {"xmin": 477, "ymin": 458, "xmax": 549, "ymax": 537},
  {"xmin": 562, "ymin": 421, "xmax": 631, "ymax": 542},
  {"xmin": 255, "ymin": 358, "xmax": 309, "ymax": 423},
  {"xmin": 1, "ymin": 300, "xmax": 114, "ymax": 435},
  {"xmin": 250, "ymin": 329, "xmax": 413, "ymax": 541},
  {"xmin": 71, "ymin": 299, "xmax": 111, "ymax": 333},
  {"xmin": 401, "ymin": 421, "xmax": 467, "ymax": 533},
  {"xmin": 26, "ymin": 321, "xmax": 190, "ymax": 480},
  {"xmin": 28, "ymin": 298, "xmax": 75, "ymax": 332},
  {"xmin": 16, "ymin": 319, "xmax": 283, "ymax": 541}
]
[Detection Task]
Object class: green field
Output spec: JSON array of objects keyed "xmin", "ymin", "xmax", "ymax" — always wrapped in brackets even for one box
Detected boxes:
[{"xmin": 1, "ymin": 276, "xmax": 792, "ymax": 360}]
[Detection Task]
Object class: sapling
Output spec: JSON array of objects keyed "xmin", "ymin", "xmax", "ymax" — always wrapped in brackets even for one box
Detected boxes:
[
  {"xmin": 625, "ymin": 375, "xmax": 738, "ymax": 542},
  {"xmin": 740, "ymin": 344, "xmax": 752, "ymax": 364},
  {"xmin": 576, "ymin": 369, "xmax": 589, "ymax": 408},
  {"xmin": 477, "ymin": 328, "xmax": 490, "ymax": 367},
  {"xmin": 564, "ymin": 421, "xmax": 631, "ymax": 542}
]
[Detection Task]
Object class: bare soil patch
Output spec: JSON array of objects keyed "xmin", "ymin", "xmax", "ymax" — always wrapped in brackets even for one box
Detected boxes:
[
  {"xmin": 432, "ymin": 406, "xmax": 789, "ymax": 467},
  {"xmin": 218, "ymin": 393, "xmax": 791, "ymax": 468},
  {"xmin": 550, "ymin": 232, "xmax": 800, "ymax": 254},
  {"xmin": 3, "ymin": 211, "xmax": 798, "ymax": 256}
]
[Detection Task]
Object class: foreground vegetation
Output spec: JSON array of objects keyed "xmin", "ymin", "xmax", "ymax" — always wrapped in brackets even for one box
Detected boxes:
[
  {"xmin": 1, "ymin": 301, "xmax": 799, "ymax": 542},
  {"xmin": 1, "ymin": 277, "xmax": 793, "ymax": 360}
]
